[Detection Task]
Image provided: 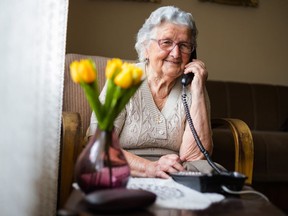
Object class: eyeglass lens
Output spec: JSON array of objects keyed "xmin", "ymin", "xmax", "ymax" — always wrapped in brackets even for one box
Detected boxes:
[{"xmin": 154, "ymin": 39, "xmax": 194, "ymax": 54}]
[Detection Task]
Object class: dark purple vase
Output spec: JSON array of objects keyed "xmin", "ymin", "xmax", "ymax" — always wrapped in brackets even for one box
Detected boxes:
[{"xmin": 74, "ymin": 127, "xmax": 130, "ymax": 194}]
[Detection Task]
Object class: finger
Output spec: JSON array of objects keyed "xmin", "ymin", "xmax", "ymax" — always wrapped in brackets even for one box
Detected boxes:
[
  {"xmin": 194, "ymin": 60, "xmax": 206, "ymax": 69},
  {"xmin": 185, "ymin": 59, "xmax": 206, "ymax": 69},
  {"xmin": 171, "ymin": 162, "xmax": 185, "ymax": 171},
  {"xmin": 162, "ymin": 156, "xmax": 184, "ymax": 169},
  {"xmin": 159, "ymin": 161, "xmax": 184, "ymax": 173},
  {"xmin": 158, "ymin": 156, "xmax": 178, "ymax": 167},
  {"xmin": 163, "ymin": 166, "xmax": 178, "ymax": 173},
  {"xmin": 183, "ymin": 64, "xmax": 202, "ymax": 76},
  {"xmin": 184, "ymin": 66, "xmax": 208, "ymax": 82},
  {"xmin": 156, "ymin": 170, "xmax": 170, "ymax": 179}
]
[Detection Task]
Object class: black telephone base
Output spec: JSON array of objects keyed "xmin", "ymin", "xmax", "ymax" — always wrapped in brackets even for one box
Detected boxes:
[{"xmin": 170, "ymin": 171, "xmax": 247, "ymax": 194}]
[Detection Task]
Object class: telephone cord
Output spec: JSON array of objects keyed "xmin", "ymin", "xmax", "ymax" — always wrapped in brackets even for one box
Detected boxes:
[
  {"xmin": 181, "ymin": 86, "xmax": 226, "ymax": 175},
  {"xmin": 221, "ymin": 185, "xmax": 270, "ymax": 202}
]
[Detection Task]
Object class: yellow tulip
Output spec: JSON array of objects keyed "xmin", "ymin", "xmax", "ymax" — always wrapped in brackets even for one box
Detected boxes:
[
  {"xmin": 78, "ymin": 59, "xmax": 96, "ymax": 83},
  {"xmin": 70, "ymin": 61, "xmax": 81, "ymax": 83},
  {"xmin": 70, "ymin": 59, "xmax": 96, "ymax": 84},
  {"xmin": 114, "ymin": 64, "xmax": 133, "ymax": 89},
  {"xmin": 105, "ymin": 58, "xmax": 122, "ymax": 80}
]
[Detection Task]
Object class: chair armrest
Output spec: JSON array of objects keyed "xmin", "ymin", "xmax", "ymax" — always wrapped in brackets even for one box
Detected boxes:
[
  {"xmin": 58, "ymin": 112, "xmax": 83, "ymax": 208},
  {"xmin": 211, "ymin": 118, "xmax": 254, "ymax": 185}
]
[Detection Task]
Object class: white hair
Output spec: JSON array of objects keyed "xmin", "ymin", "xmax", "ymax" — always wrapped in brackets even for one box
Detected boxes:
[{"xmin": 135, "ymin": 6, "xmax": 198, "ymax": 62}]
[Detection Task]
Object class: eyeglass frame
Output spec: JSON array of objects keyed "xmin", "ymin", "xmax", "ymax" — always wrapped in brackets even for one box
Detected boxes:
[{"xmin": 150, "ymin": 38, "xmax": 195, "ymax": 54}]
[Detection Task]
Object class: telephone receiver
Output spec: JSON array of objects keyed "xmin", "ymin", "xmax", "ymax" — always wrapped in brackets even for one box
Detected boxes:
[{"xmin": 181, "ymin": 49, "xmax": 197, "ymax": 86}]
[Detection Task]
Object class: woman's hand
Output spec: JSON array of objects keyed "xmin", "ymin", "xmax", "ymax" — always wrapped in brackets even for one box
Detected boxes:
[
  {"xmin": 145, "ymin": 154, "xmax": 185, "ymax": 178},
  {"xmin": 183, "ymin": 59, "xmax": 208, "ymax": 95}
]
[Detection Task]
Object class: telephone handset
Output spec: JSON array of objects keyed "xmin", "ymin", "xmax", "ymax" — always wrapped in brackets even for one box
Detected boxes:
[
  {"xmin": 171, "ymin": 49, "xmax": 247, "ymax": 194},
  {"xmin": 181, "ymin": 49, "xmax": 197, "ymax": 86}
]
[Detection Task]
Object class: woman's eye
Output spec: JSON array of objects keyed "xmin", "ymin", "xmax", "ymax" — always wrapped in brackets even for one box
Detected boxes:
[
  {"xmin": 180, "ymin": 44, "xmax": 188, "ymax": 49},
  {"xmin": 162, "ymin": 40, "xmax": 173, "ymax": 46}
]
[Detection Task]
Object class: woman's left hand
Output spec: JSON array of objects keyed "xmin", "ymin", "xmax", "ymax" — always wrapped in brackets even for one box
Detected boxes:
[{"xmin": 183, "ymin": 59, "xmax": 208, "ymax": 94}]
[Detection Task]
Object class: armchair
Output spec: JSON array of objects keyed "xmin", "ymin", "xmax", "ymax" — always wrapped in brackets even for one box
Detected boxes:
[{"xmin": 57, "ymin": 53, "xmax": 254, "ymax": 208}]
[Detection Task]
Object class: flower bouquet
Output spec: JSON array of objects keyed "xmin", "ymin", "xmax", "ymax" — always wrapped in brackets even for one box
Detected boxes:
[
  {"xmin": 70, "ymin": 58, "xmax": 143, "ymax": 131},
  {"xmin": 70, "ymin": 58, "xmax": 144, "ymax": 193}
]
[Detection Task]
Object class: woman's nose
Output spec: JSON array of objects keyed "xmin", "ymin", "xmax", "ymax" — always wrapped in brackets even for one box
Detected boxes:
[{"xmin": 169, "ymin": 44, "xmax": 181, "ymax": 57}]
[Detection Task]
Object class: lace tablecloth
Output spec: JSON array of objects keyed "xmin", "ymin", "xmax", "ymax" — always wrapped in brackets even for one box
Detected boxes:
[{"xmin": 127, "ymin": 177, "xmax": 225, "ymax": 210}]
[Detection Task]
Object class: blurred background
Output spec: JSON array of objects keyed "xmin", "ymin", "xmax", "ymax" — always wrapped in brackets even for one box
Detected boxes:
[{"xmin": 66, "ymin": 0, "xmax": 288, "ymax": 86}]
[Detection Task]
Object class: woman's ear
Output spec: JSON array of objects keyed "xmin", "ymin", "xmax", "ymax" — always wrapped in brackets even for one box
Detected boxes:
[{"xmin": 144, "ymin": 49, "xmax": 149, "ymax": 64}]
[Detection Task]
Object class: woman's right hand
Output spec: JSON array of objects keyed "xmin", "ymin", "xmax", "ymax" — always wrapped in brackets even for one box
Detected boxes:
[{"xmin": 145, "ymin": 154, "xmax": 185, "ymax": 178}]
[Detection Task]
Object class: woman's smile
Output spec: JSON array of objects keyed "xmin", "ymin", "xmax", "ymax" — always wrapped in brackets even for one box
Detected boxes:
[{"xmin": 164, "ymin": 59, "xmax": 182, "ymax": 65}]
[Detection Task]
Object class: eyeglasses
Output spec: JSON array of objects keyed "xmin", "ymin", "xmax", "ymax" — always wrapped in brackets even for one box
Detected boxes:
[{"xmin": 151, "ymin": 39, "xmax": 194, "ymax": 54}]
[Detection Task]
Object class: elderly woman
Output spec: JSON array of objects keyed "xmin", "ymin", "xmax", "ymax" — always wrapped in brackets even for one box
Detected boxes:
[{"xmin": 88, "ymin": 6, "xmax": 218, "ymax": 178}]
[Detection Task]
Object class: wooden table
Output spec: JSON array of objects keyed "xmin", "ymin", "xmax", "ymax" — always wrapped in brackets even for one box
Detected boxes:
[{"xmin": 58, "ymin": 189, "xmax": 286, "ymax": 216}]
